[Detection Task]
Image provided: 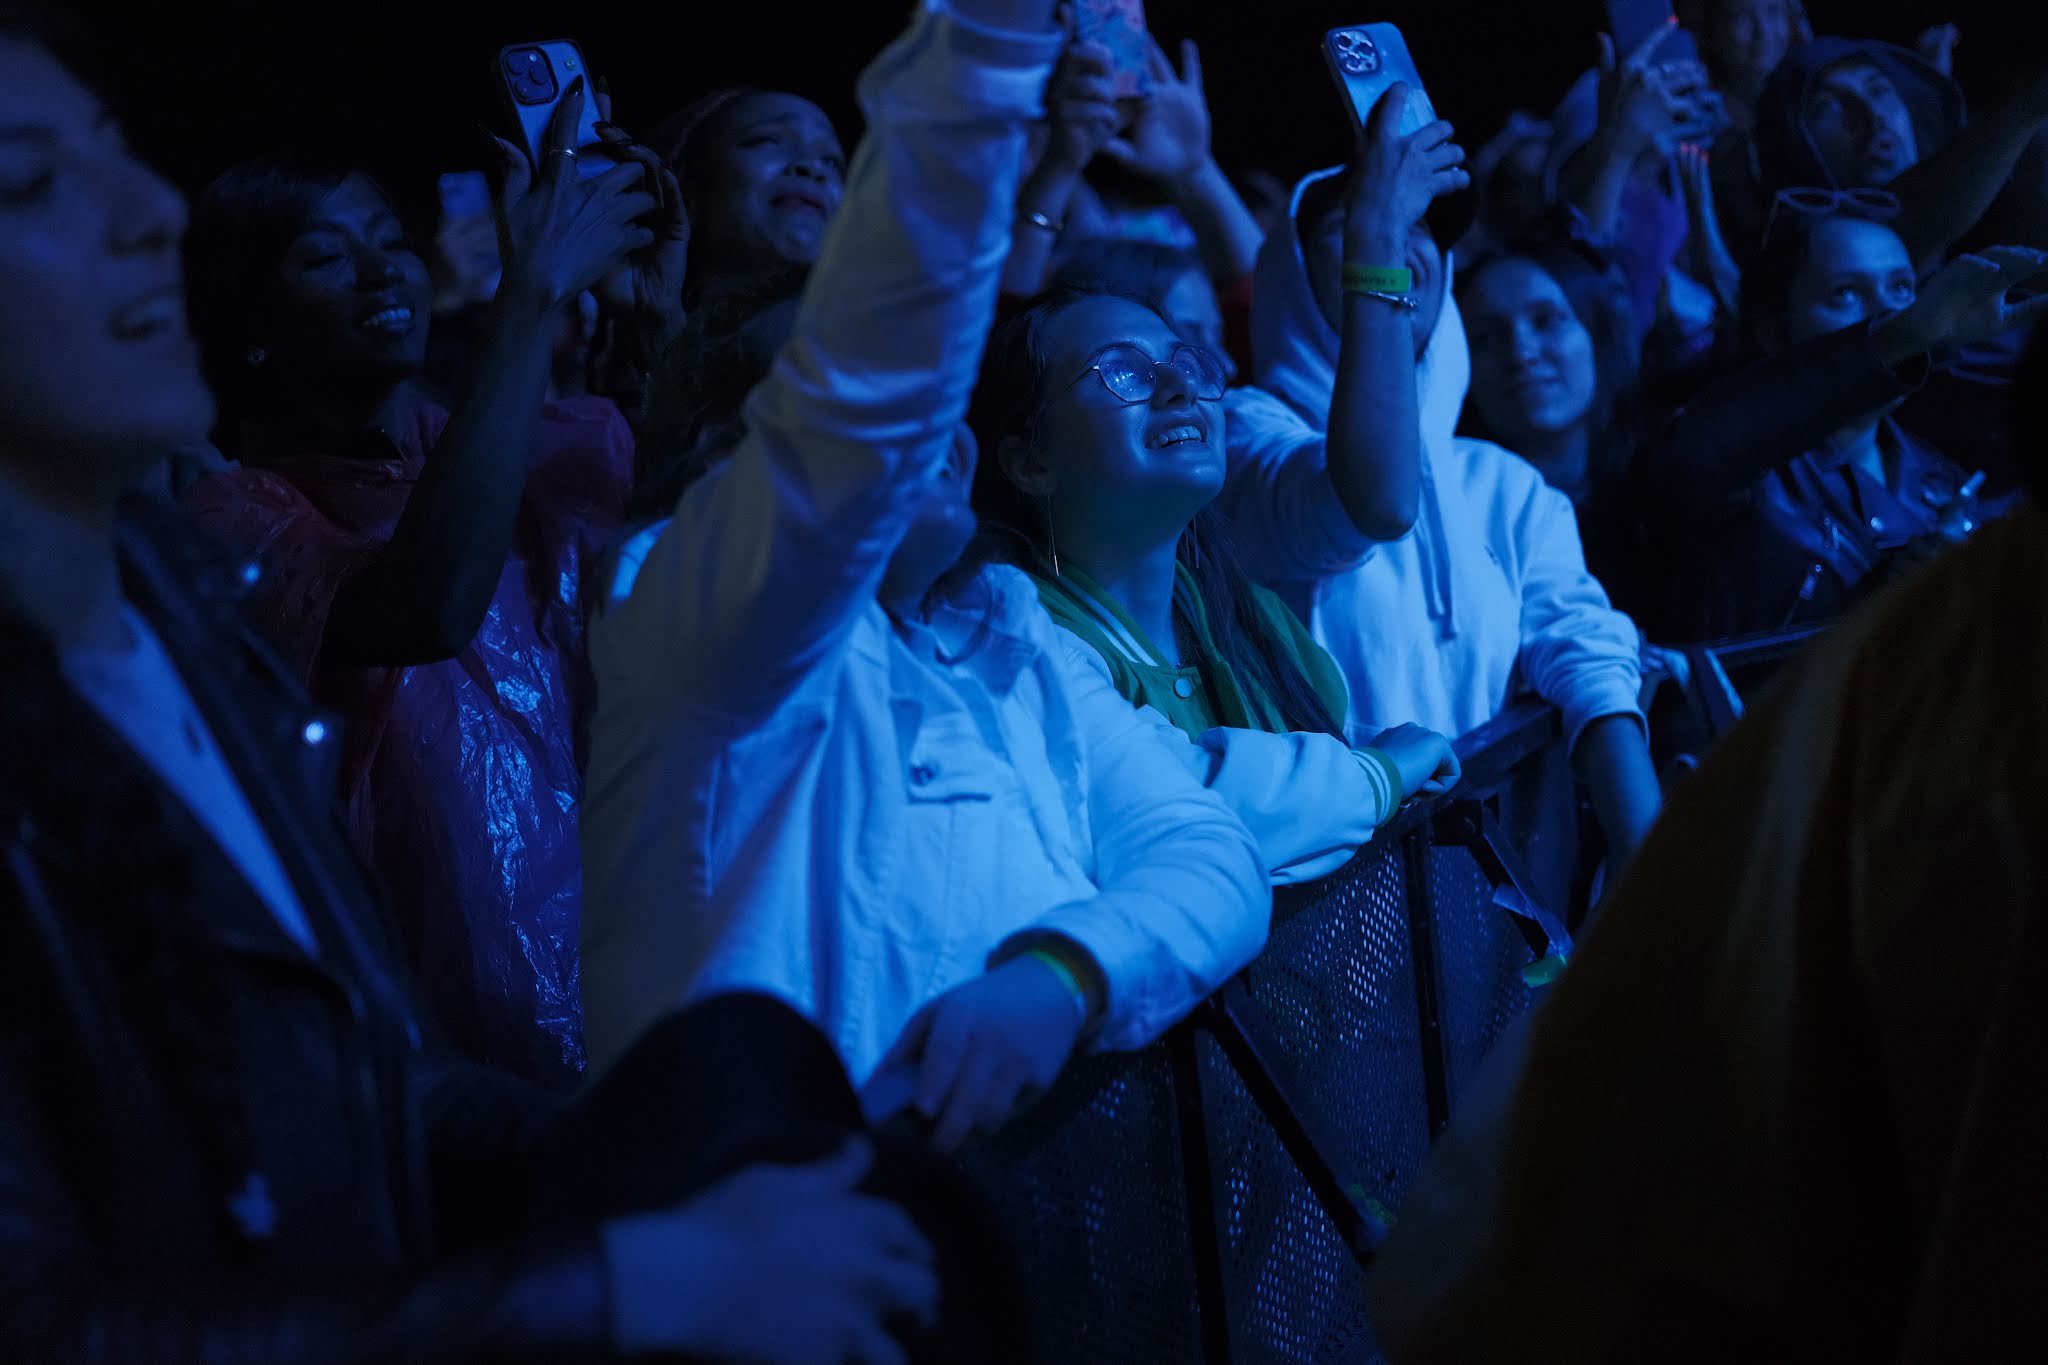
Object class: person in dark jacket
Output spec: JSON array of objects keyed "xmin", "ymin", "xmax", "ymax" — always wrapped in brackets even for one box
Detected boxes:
[
  {"xmin": 1750, "ymin": 36, "xmax": 2048, "ymax": 497},
  {"xmin": 1366, "ymin": 318, "xmax": 2048, "ymax": 1365},
  {"xmin": 1628, "ymin": 192, "xmax": 2047, "ymax": 642},
  {"xmin": 0, "ymin": 12, "xmax": 1023, "ymax": 1362}
]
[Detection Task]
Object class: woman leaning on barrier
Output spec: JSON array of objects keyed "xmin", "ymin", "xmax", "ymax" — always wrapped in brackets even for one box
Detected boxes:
[{"xmin": 967, "ymin": 284, "xmax": 1460, "ymax": 884}]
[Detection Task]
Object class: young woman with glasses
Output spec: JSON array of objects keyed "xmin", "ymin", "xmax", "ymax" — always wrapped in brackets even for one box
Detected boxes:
[{"xmin": 971, "ymin": 286, "xmax": 1460, "ymax": 883}]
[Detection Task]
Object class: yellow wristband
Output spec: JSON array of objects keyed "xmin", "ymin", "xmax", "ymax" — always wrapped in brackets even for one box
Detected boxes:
[
  {"xmin": 1022, "ymin": 949, "xmax": 1091, "ymax": 1022},
  {"xmin": 1342, "ymin": 264, "xmax": 1414, "ymax": 294}
]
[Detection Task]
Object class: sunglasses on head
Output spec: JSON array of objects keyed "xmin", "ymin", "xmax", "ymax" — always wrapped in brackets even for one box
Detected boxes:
[
  {"xmin": 1760, "ymin": 185, "xmax": 1900, "ymax": 251},
  {"xmin": 1069, "ymin": 342, "xmax": 1230, "ymax": 406}
]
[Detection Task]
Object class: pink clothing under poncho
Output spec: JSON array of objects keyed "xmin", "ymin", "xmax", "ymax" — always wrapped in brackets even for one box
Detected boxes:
[{"xmin": 183, "ymin": 396, "xmax": 633, "ymax": 1086}]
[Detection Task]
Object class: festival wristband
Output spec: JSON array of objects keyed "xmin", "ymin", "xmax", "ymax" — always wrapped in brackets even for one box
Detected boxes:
[
  {"xmin": 1341, "ymin": 264, "xmax": 1414, "ymax": 295},
  {"xmin": 1022, "ymin": 949, "xmax": 1093, "ymax": 1022}
]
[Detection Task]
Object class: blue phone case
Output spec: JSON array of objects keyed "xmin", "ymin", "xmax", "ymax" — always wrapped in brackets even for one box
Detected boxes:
[
  {"xmin": 496, "ymin": 39, "xmax": 609, "ymax": 179},
  {"xmin": 1323, "ymin": 25, "xmax": 1435, "ymax": 139}
]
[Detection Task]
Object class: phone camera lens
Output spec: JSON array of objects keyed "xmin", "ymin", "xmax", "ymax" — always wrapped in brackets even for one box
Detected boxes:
[
  {"xmin": 504, "ymin": 47, "xmax": 557, "ymax": 104},
  {"xmin": 1334, "ymin": 30, "xmax": 1381, "ymax": 77}
]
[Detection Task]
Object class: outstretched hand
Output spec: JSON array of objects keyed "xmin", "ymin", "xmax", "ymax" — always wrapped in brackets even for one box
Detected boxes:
[
  {"xmin": 1893, "ymin": 245, "xmax": 2048, "ymax": 354},
  {"xmin": 1102, "ymin": 37, "xmax": 1214, "ymax": 187}
]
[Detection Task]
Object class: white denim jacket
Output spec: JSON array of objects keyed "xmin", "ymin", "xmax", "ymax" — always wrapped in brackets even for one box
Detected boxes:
[{"xmin": 578, "ymin": 3, "xmax": 1269, "ymax": 1082}]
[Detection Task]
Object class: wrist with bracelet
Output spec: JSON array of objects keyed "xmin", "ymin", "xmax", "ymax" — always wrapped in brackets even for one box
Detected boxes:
[
  {"xmin": 1021, "ymin": 949, "xmax": 1091, "ymax": 1023},
  {"xmin": 1341, "ymin": 262, "xmax": 1417, "ymax": 312}
]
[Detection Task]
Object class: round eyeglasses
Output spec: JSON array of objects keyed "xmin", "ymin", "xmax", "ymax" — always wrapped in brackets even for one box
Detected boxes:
[{"xmin": 1070, "ymin": 342, "xmax": 1230, "ymax": 405}]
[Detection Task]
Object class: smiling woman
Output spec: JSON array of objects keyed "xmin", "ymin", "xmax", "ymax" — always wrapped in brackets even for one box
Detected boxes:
[
  {"xmin": 173, "ymin": 105, "xmax": 675, "ymax": 1084},
  {"xmin": 1457, "ymin": 241, "xmax": 1640, "ymax": 511},
  {"xmin": 969, "ymin": 287, "xmax": 1461, "ymax": 884}
]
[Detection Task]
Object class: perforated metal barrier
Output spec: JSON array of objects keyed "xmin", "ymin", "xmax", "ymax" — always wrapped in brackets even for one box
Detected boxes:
[{"xmin": 959, "ymin": 703, "xmax": 1575, "ymax": 1365}]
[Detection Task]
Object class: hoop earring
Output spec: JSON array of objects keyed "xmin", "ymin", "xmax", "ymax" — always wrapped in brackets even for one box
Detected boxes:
[{"xmin": 1044, "ymin": 496, "xmax": 1061, "ymax": 578}]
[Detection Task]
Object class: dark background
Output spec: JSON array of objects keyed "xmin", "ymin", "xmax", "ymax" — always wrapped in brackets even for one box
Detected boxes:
[{"xmin": 74, "ymin": 1, "xmax": 2047, "ymax": 213}]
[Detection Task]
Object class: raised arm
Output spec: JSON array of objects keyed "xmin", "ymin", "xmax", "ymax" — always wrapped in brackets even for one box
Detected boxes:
[
  {"xmin": 607, "ymin": 2, "xmax": 1064, "ymax": 717},
  {"xmin": 1321, "ymin": 85, "xmax": 1467, "ymax": 545},
  {"xmin": 1653, "ymin": 249, "xmax": 2048, "ymax": 510},
  {"xmin": 1890, "ymin": 66, "xmax": 2048, "ymax": 270},
  {"xmin": 1002, "ymin": 35, "xmax": 1119, "ymax": 296},
  {"xmin": 1652, "ymin": 323, "xmax": 1921, "ymax": 508},
  {"xmin": 1101, "ymin": 37, "xmax": 1265, "ymax": 287},
  {"xmin": 1560, "ymin": 30, "xmax": 1695, "ymax": 242},
  {"xmin": 324, "ymin": 87, "xmax": 655, "ymax": 667}
]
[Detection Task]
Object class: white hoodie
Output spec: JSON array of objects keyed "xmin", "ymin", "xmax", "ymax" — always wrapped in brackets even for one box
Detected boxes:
[{"xmin": 1219, "ymin": 169, "xmax": 1644, "ymax": 749}]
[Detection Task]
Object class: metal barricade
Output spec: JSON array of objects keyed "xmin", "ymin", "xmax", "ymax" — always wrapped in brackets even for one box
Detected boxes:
[{"xmin": 959, "ymin": 702, "xmax": 1576, "ymax": 1364}]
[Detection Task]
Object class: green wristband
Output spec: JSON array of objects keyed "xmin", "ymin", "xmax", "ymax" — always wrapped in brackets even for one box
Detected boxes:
[
  {"xmin": 1022, "ymin": 949, "xmax": 1091, "ymax": 1023},
  {"xmin": 1342, "ymin": 264, "xmax": 1414, "ymax": 295}
]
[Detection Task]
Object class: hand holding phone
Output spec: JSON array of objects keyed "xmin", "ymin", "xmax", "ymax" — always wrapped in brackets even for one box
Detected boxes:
[
  {"xmin": 1600, "ymin": 5, "xmax": 1725, "ymax": 149},
  {"xmin": 1072, "ymin": 0, "xmax": 1150, "ymax": 99},
  {"xmin": 1324, "ymin": 24, "xmax": 1436, "ymax": 140},
  {"xmin": 485, "ymin": 80, "xmax": 662, "ymax": 318},
  {"xmin": 1041, "ymin": 31, "xmax": 1123, "ymax": 174},
  {"xmin": 497, "ymin": 40, "xmax": 610, "ymax": 179},
  {"xmin": 1323, "ymin": 24, "xmax": 1466, "ymax": 252},
  {"xmin": 1597, "ymin": 19, "xmax": 1720, "ymax": 159}
]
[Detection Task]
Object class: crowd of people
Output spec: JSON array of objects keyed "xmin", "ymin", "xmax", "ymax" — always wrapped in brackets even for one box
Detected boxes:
[{"xmin": 0, "ymin": 0, "xmax": 2041, "ymax": 1356}]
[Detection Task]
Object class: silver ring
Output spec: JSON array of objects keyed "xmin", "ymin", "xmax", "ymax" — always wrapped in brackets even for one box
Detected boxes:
[{"xmin": 554, "ymin": 147, "xmax": 580, "ymax": 162}]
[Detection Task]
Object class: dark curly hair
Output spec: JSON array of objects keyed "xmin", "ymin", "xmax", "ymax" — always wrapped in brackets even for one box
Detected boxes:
[{"xmin": 632, "ymin": 261, "xmax": 811, "ymax": 520}]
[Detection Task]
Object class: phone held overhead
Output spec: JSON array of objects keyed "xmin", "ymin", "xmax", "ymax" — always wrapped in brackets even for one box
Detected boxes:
[
  {"xmin": 1072, "ymin": 0, "xmax": 1151, "ymax": 98},
  {"xmin": 497, "ymin": 40, "xmax": 610, "ymax": 178},
  {"xmin": 1323, "ymin": 23, "xmax": 1436, "ymax": 139},
  {"xmin": 1601, "ymin": 0, "xmax": 1728, "ymax": 144}
]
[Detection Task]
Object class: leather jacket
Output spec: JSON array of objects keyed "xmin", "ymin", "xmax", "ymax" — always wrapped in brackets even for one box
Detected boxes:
[
  {"xmin": 1623, "ymin": 321, "xmax": 1981, "ymax": 643},
  {"xmin": 0, "ymin": 500, "xmax": 612, "ymax": 1363}
]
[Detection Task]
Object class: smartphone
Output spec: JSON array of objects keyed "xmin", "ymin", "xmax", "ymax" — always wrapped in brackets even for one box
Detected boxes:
[
  {"xmin": 1602, "ymin": 0, "xmax": 1701, "ymax": 67},
  {"xmin": 496, "ymin": 39, "xmax": 608, "ymax": 178},
  {"xmin": 1323, "ymin": 24, "xmax": 1436, "ymax": 139},
  {"xmin": 1073, "ymin": 0, "xmax": 1150, "ymax": 99}
]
